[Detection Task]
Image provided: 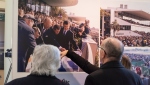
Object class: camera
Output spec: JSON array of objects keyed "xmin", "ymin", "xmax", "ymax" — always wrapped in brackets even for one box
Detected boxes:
[{"xmin": 5, "ymin": 49, "xmax": 12, "ymax": 57}]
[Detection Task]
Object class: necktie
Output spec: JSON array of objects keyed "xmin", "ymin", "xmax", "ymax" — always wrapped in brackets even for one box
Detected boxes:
[{"xmin": 64, "ymin": 30, "xmax": 66, "ymax": 35}]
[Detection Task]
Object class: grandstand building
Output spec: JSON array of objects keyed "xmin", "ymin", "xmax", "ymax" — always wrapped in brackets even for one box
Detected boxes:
[
  {"xmin": 101, "ymin": 4, "xmax": 150, "ymax": 37},
  {"xmin": 18, "ymin": 0, "xmax": 78, "ymax": 16}
]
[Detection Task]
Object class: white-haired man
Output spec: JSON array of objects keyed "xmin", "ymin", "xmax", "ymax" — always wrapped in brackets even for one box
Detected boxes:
[{"xmin": 6, "ymin": 45, "xmax": 69, "ymax": 85}]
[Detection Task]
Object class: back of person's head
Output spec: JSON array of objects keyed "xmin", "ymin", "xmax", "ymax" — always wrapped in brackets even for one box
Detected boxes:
[
  {"xmin": 31, "ymin": 44, "xmax": 60, "ymax": 76},
  {"xmin": 100, "ymin": 37, "xmax": 124, "ymax": 63},
  {"xmin": 121, "ymin": 55, "xmax": 131, "ymax": 70}
]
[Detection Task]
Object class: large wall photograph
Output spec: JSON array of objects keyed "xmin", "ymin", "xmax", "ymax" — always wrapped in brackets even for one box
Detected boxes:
[
  {"xmin": 100, "ymin": 0, "xmax": 150, "ymax": 47},
  {"xmin": 17, "ymin": 0, "xmax": 100, "ymax": 73},
  {"xmin": 124, "ymin": 47, "xmax": 150, "ymax": 85}
]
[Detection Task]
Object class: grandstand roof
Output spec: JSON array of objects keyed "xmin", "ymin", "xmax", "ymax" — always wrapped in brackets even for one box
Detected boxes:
[
  {"xmin": 42, "ymin": 0, "xmax": 78, "ymax": 7},
  {"xmin": 115, "ymin": 9, "xmax": 150, "ymax": 20}
]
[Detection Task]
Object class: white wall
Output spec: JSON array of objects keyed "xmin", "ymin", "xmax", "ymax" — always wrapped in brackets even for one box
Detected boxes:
[{"xmin": 4, "ymin": 0, "xmax": 12, "ymax": 83}]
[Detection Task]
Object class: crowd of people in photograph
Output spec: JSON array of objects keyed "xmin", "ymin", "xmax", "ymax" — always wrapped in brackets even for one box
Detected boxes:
[
  {"xmin": 100, "ymin": 30, "xmax": 150, "ymax": 47},
  {"xmin": 125, "ymin": 53, "xmax": 150, "ymax": 66},
  {"xmin": 124, "ymin": 53, "xmax": 150, "ymax": 85},
  {"xmin": 17, "ymin": 5, "xmax": 91, "ymax": 72}
]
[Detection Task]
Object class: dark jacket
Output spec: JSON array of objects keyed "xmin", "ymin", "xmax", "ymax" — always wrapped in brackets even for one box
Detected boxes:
[
  {"xmin": 43, "ymin": 28, "xmax": 60, "ymax": 47},
  {"xmin": 66, "ymin": 51, "xmax": 142, "ymax": 85},
  {"xmin": 6, "ymin": 74, "xmax": 69, "ymax": 85},
  {"xmin": 58, "ymin": 28, "xmax": 78, "ymax": 51},
  {"xmin": 18, "ymin": 20, "xmax": 36, "ymax": 72}
]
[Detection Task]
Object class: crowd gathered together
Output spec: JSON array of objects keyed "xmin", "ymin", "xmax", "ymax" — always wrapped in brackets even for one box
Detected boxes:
[
  {"xmin": 100, "ymin": 30, "xmax": 150, "ymax": 47},
  {"xmin": 18, "ymin": 5, "xmax": 91, "ymax": 72}
]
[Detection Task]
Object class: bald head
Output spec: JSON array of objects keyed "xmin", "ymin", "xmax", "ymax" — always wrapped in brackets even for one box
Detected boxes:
[
  {"xmin": 101, "ymin": 37, "xmax": 124, "ymax": 60},
  {"xmin": 43, "ymin": 17, "xmax": 52, "ymax": 29}
]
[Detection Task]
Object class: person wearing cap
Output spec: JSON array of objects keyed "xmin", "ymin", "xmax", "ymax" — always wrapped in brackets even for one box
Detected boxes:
[
  {"xmin": 61, "ymin": 37, "xmax": 142, "ymax": 85},
  {"xmin": 18, "ymin": 14, "xmax": 37, "ymax": 72}
]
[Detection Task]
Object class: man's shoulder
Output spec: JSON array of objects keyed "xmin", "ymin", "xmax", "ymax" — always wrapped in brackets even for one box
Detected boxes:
[
  {"xmin": 89, "ymin": 69, "xmax": 104, "ymax": 78},
  {"xmin": 6, "ymin": 77, "xmax": 27, "ymax": 85},
  {"xmin": 18, "ymin": 22, "xmax": 34, "ymax": 33}
]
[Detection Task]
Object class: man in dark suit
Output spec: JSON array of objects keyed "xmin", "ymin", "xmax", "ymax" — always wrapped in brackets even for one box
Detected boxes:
[
  {"xmin": 61, "ymin": 37, "xmax": 142, "ymax": 85},
  {"xmin": 43, "ymin": 25, "xmax": 65, "ymax": 51},
  {"xmin": 42, "ymin": 17, "xmax": 53, "ymax": 43},
  {"xmin": 58, "ymin": 20, "xmax": 79, "ymax": 51},
  {"xmin": 18, "ymin": 14, "xmax": 36, "ymax": 72}
]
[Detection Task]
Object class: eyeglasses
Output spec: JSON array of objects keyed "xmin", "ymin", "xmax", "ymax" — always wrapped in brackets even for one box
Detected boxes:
[{"xmin": 99, "ymin": 46, "xmax": 107, "ymax": 55}]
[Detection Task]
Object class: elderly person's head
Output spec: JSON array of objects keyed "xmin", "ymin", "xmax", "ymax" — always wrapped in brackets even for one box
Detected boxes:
[
  {"xmin": 43, "ymin": 17, "xmax": 52, "ymax": 29},
  {"xmin": 100, "ymin": 37, "xmax": 124, "ymax": 64},
  {"xmin": 31, "ymin": 45, "xmax": 60, "ymax": 76},
  {"xmin": 23, "ymin": 14, "xmax": 35, "ymax": 28}
]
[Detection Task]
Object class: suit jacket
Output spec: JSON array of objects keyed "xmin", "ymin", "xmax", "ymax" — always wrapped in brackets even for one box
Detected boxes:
[
  {"xmin": 66, "ymin": 51, "xmax": 142, "ymax": 85},
  {"xmin": 58, "ymin": 28, "xmax": 78, "ymax": 50},
  {"xmin": 43, "ymin": 28, "xmax": 60, "ymax": 47},
  {"xmin": 18, "ymin": 20, "xmax": 36, "ymax": 72},
  {"xmin": 6, "ymin": 74, "xmax": 69, "ymax": 85}
]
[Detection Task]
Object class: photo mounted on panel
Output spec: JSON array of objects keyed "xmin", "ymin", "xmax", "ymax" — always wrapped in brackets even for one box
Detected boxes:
[
  {"xmin": 18, "ymin": 0, "xmax": 100, "ymax": 72},
  {"xmin": 100, "ymin": 0, "xmax": 150, "ymax": 47},
  {"xmin": 124, "ymin": 47, "xmax": 150, "ymax": 85}
]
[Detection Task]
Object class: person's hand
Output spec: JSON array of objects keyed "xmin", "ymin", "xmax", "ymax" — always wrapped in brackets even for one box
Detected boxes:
[
  {"xmin": 60, "ymin": 50, "xmax": 68, "ymax": 59},
  {"xmin": 59, "ymin": 48, "xmax": 66, "ymax": 52}
]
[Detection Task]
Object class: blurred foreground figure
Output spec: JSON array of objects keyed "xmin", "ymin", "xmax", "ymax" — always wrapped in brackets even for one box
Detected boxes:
[
  {"xmin": 121, "ymin": 54, "xmax": 132, "ymax": 70},
  {"xmin": 61, "ymin": 37, "xmax": 142, "ymax": 85},
  {"xmin": 6, "ymin": 45, "xmax": 69, "ymax": 85}
]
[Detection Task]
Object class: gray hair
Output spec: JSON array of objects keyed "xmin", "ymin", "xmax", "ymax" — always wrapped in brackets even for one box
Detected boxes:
[
  {"xmin": 31, "ymin": 44, "xmax": 60, "ymax": 76},
  {"xmin": 103, "ymin": 37, "xmax": 124, "ymax": 60}
]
